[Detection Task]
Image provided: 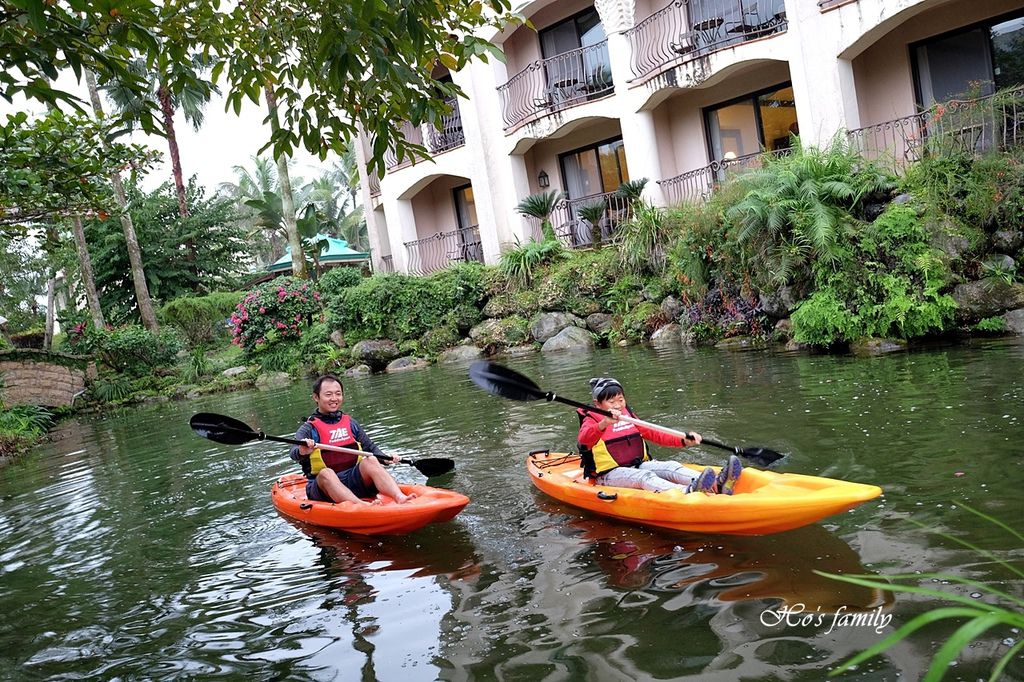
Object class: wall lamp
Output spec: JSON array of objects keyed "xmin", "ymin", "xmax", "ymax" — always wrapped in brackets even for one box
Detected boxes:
[{"xmin": 537, "ymin": 170, "xmax": 550, "ymax": 188}]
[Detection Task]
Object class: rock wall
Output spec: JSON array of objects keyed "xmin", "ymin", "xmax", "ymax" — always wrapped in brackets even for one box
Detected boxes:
[{"xmin": 0, "ymin": 350, "xmax": 96, "ymax": 407}]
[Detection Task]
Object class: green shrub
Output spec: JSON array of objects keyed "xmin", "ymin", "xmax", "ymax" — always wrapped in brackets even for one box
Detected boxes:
[
  {"xmin": 973, "ymin": 316, "xmax": 1007, "ymax": 333},
  {"xmin": 160, "ymin": 292, "xmax": 242, "ymax": 348},
  {"xmin": 317, "ymin": 266, "xmax": 365, "ymax": 294},
  {"xmin": 0, "ymin": 405, "xmax": 53, "ymax": 437},
  {"xmin": 498, "ymin": 238, "xmax": 566, "ymax": 287},
  {"xmin": 327, "ymin": 263, "xmax": 485, "ymax": 343},
  {"xmin": 618, "ymin": 301, "xmax": 665, "ymax": 342},
  {"xmin": 89, "ymin": 374, "xmax": 134, "ymax": 403},
  {"xmin": 616, "ymin": 201, "xmax": 671, "ymax": 275},
  {"xmin": 230, "ymin": 277, "xmax": 320, "ymax": 352},
  {"xmin": 791, "ymin": 205, "xmax": 956, "ymax": 345},
  {"xmin": 96, "ymin": 325, "xmax": 184, "ymax": 375}
]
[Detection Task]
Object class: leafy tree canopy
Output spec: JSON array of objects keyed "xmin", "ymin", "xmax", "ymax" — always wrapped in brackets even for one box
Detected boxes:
[
  {"xmin": 0, "ymin": 109, "xmax": 156, "ymax": 234},
  {"xmin": 1, "ymin": 0, "xmax": 516, "ymax": 174},
  {"xmin": 84, "ymin": 177, "xmax": 249, "ymax": 320}
]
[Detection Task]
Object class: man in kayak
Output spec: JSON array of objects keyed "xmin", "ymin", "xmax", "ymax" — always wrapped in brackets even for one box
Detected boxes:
[
  {"xmin": 578, "ymin": 377, "xmax": 742, "ymax": 494},
  {"xmin": 292, "ymin": 374, "xmax": 417, "ymax": 505}
]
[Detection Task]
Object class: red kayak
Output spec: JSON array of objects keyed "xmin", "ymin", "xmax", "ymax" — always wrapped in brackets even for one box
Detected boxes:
[{"xmin": 271, "ymin": 473, "xmax": 470, "ymax": 535}]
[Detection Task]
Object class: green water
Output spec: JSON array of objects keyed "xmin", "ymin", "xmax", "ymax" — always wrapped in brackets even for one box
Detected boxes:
[{"xmin": 1, "ymin": 340, "xmax": 1022, "ymax": 680}]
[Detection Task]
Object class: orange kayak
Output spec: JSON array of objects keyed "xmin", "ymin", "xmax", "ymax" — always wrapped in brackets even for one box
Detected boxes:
[
  {"xmin": 527, "ymin": 452, "xmax": 881, "ymax": 536},
  {"xmin": 271, "ymin": 473, "xmax": 470, "ymax": 535}
]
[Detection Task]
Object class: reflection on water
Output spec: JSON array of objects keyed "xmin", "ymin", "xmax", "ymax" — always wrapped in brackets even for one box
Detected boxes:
[{"xmin": 0, "ymin": 340, "xmax": 1021, "ymax": 680}]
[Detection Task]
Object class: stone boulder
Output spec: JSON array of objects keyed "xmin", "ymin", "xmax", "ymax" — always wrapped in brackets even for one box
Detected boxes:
[
  {"xmin": 530, "ymin": 312, "xmax": 584, "ymax": 343},
  {"xmin": 660, "ymin": 296, "xmax": 683, "ymax": 322},
  {"xmin": 468, "ymin": 317, "xmax": 531, "ymax": 348},
  {"xmin": 501, "ymin": 344, "xmax": 537, "ymax": 357},
  {"xmin": 255, "ymin": 371, "xmax": 292, "ymax": 389},
  {"xmin": 759, "ymin": 284, "xmax": 804, "ymax": 319},
  {"xmin": 714, "ymin": 336, "xmax": 765, "ymax": 351},
  {"xmin": 350, "ymin": 339, "xmax": 400, "ymax": 369},
  {"xmin": 344, "ymin": 364, "xmax": 373, "ymax": 377},
  {"xmin": 438, "ymin": 345, "xmax": 483, "ymax": 364},
  {"xmin": 541, "ymin": 326, "xmax": 595, "ymax": 353},
  {"xmin": 329, "ymin": 330, "xmax": 346, "ymax": 348},
  {"xmin": 983, "ymin": 254, "xmax": 1016, "ymax": 272},
  {"xmin": 952, "ymin": 279, "xmax": 1024, "ymax": 322},
  {"xmin": 221, "ymin": 365, "xmax": 248, "ymax": 378},
  {"xmin": 386, "ymin": 357, "xmax": 430, "ymax": 373},
  {"xmin": 773, "ymin": 318, "xmax": 794, "ymax": 342},
  {"xmin": 931, "ymin": 227, "xmax": 973, "ymax": 262},
  {"xmin": 992, "ymin": 230, "xmax": 1023, "ymax": 253},
  {"xmin": 1003, "ymin": 308, "xmax": 1024, "ymax": 334},
  {"xmin": 586, "ymin": 313, "xmax": 614, "ymax": 335},
  {"xmin": 850, "ymin": 337, "xmax": 907, "ymax": 356},
  {"xmin": 650, "ymin": 323, "xmax": 682, "ymax": 346}
]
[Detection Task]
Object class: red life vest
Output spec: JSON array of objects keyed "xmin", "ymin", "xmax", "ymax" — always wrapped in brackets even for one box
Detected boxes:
[
  {"xmin": 578, "ymin": 408, "xmax": 649, "ymax": 477},
  {"xmin": 307, "ymin": 413, "xmax": 361, "ymax": 474}
]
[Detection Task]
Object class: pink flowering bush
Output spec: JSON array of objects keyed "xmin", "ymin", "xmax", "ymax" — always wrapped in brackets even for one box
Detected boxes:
[{"xmin": 230, "ymin": 277, "xmax": 320, "ymax": 352}]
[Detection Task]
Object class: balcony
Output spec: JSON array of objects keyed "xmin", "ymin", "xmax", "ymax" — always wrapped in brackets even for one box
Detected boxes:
[
  {"xmin": 404, "ymin": 226, "xmax": 484, "ymax": 275},
  {"xmin": 530, "ymin": 191, "xmax": 632, "ymax": 248},
  {"xmin": 847, "ymin": 86, "xmax": 1024, "ymax": 173},
  {"xmin": 383, "ymin": 99, "xmax": 466, "ymax": 172},
  {"xmin": 498, "ymin": 41, "xmax": 614, "ymax": 131},
  {"xmin": 658, "ymin": 149, "xmax": 788, "ymax": 204},
  {"xmin": 378, "ymin": 254, "xmax": 394, "ymax": 273},
  {"xmin": 625, "ymin": 0, "xmax": 787, "ymax": 83}
]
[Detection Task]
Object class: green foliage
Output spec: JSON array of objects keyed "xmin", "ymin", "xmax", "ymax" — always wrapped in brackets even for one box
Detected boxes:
[
  {"xmin": 515, "ymin": 190, "xmax": 564, "ymax": 242},
  {"xmin": 84, "ymin": 178, "xmax": 248, "ymax": 319},
  {"xmin": 159, "ymin": 292, "xmax": 242, "ymax": 348},
  {"xmin": 618, "ymin": 301, "xmax": 665, "ymax": 342},
  {"xmin": 791, "ymin": 206, "xmax": 956, "ymax": 345},
  {"xmin": 83, "ymin": 325, "xmax": 184, "ymax": 376},
  {"xmin": 0, "ymin": 405, "xmax": 53, "ymax": 438},
  {"xmin": 181, "ymin": 347, "xmax": 211, "ymax": 384},
  {"xmin": 973, "ymin": 316, "xmax": 1007, "ymax": 333},
  {"xmin": 230, "ymin": 277, "xmax": 319, "ymax": 352},
  {"xmin": 317, "ymin": 266, "xmax": 364, "ymax": 292},
  {"xmin": 89, "ymin": 374, "xmax": 134, "ymax": 403},
  {"xmin": 615, "ymin": 178, "xmax": 649, "ymax": 204},
  {"xmin": 498, "ymin": 238, "xmax": 566, "ymax": 287},
  {"xmin": 727, "ymin": 136, "xmax": 896, "ymax": 287},
  {"xmin": 0, "ymin": 110, "xmax": 156, "ymax": 234},
  {"xmin": 905, "ymin": 145, "xmax": 1024, "ymax": 230},
  {"xmin": 822, "ymin": 502, "xmax": 1024, "ymax": 682},
  {"xmin": 577, "ymin": 200, "xmax": 607, "ymax": 248},
  {"xmin": 8, "ymin": 328, "xmax": 45, "ymax": 349},
  {"xmin": 325, "ymin": 263, "xmax": 485, "ymax": 344},
  {"xmin": 616, "ymin": 201, "xmax": 671, "ymax": 275}
]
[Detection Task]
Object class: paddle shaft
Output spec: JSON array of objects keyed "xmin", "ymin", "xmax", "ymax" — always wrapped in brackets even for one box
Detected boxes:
[
  {"xmin": 243, "ymin": 429, "xmax": 401, "ymax": 464},
  {"xmin": 543, "ymin": 392, "xmax": 739, "ymax": 455}
]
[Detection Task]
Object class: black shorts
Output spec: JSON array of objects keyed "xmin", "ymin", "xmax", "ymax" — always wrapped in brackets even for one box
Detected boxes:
[{"xmin": 306, "ymin": 463, "xmax": 377, "ymax": 502}]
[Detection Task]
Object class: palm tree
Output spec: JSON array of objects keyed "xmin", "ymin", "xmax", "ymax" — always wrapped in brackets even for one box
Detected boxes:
[
  {"xmin": 263, "ymin": 83, "xmax": 308, "ymax": 279},
  {"xmin": 104, "ymin": 54, "xmax": 218, "ymax": 220},
  {"xmin": 577, "ymin": 200, "xmax": 607, "ymax": 249},
  {"xmin": 515, "ymin": 190, "xmax": 564, "ymax": 242},
  {"xmin": 84, "ymin": 69, "xmax": 159, "ymax": 333}
]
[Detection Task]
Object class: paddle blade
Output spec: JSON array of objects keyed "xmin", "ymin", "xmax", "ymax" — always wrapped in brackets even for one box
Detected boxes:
[
  {"xmin": 738, "ymin": 446, "xmax": 785, "ymax": 467},
  {"xmin": 469, "ymin": 361, "xmax": 546, "ymax": 402},
  {"xmin": 190, "ymin": 412, "xmax": 259, "ymax": 445},
  {"xmin": 410, "ymin": 457, "xmax": 455, "ymax": 478}
]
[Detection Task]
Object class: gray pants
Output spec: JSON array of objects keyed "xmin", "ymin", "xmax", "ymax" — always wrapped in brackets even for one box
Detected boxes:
[{"xmin": 596, "ymin": 461, "xmax": 704, "ymax": 492}]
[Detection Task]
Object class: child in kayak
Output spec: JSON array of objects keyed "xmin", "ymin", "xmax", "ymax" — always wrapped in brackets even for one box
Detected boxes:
[
  {"xmin": 291, "ymin": 374, "xmax": 416, "ymax": 505},
  {"xmin": 578, "ymin": 377, "xmax": 742, "ymax": 494}
]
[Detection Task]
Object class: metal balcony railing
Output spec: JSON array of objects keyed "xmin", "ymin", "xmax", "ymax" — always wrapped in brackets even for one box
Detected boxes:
[
  {"xmin": 624, "ymin": 0, "xmax": 787, "ymax": 82},
  {"xmin": 368, "ymin": 173, "xmax": 381, "ymax": 197},
  {"xmin": 404, "ymin": 226, "xmax": 484, "ymax": 275},
  {"xmin": 529, "ymin": 191, "xmax": 632, "ymax": 249},
  {"xmin": 384, "ymin": 121, "xmax": 424, "ymax": 171},
  {"xmin": 498, "ymin": 41, "xmax": 614, "ymax": 130},
  {"xmin": 847, "ymin": 86, "xmax": 1024, "ymax": 173},
  {"xmin": 658, "ymin": 149, "xmax": 789, "ymax": 205},
  {"xmin": 424, "ymin": 97, "xmax": 465, "ymax": 154},
  {"xmin": 378, "ymin": 255, "xmax": 394, "ymax": 273}
]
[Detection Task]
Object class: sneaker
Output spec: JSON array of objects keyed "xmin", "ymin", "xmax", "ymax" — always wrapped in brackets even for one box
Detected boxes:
[
  {"xmin": 687, "ymin": 467, "xmax": 719, "ymax": 494},
  {"xmin": 716, "ymin": 455, "xmax": 743, "ymax": 495}
]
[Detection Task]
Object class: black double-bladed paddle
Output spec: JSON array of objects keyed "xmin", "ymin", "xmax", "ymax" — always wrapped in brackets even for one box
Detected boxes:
[
  {"xmin": 190, "ymin": 412, "xmax": 455, "ymax": 477},
  {"xmin": 468, "ymin": 361, "xmax": 784, "ymax": 467}
]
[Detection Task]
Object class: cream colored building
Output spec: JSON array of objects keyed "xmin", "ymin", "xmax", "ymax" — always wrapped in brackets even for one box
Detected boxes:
[{"xmin": 355, "ymin": 0, "xmax": 1024, "ymax": 275}]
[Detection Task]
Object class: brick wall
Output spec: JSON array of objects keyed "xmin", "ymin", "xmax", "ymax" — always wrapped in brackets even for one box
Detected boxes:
[{"xmin": 0, "ymin": 351, "xmax": 97, "ymax": 407}]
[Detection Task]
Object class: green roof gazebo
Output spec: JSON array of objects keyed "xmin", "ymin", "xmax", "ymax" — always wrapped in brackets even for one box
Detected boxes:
[{"xmin": 265, "ymin": 235, "xmax": 370, "ymax": 277}]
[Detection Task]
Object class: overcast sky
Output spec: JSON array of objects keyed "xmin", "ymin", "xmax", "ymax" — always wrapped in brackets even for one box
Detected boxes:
[{"xmin": 1, "ymin": 74, "xmax": 330, "ymax": 195}]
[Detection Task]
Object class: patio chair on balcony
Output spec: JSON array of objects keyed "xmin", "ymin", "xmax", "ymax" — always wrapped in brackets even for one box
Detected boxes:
[{"xmin": 670, "ymin": 30, "xmax": 698, "ymax": 56}]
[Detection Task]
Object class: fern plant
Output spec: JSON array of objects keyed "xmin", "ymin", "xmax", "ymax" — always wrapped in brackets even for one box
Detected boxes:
[
  {"xmin": 726, "ymin": 136, "xmax": 895, "ymax": 287},
  {"xmin": 515, "ymin": 190, "xmax": 564, "ymax": 242},
  {"xmin": 616, "ymin": 201, "xmax": 669, "ymax": 275}
]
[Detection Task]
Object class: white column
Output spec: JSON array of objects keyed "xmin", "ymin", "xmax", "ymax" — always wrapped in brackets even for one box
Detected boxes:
[
  {"xmin": 786, "ymin": 3, "xmax": 861, "ymax": 144},
  {"xmin": 382, "ymin": 197, "xmax": 417, "ymax": 273},
  {"xmin": 354, "ymin": 130, "xmax": 391, "ymax": 271},
  {"xmin": 596, "ymin": 0, "xmax": 666, "ymax": 205}
]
